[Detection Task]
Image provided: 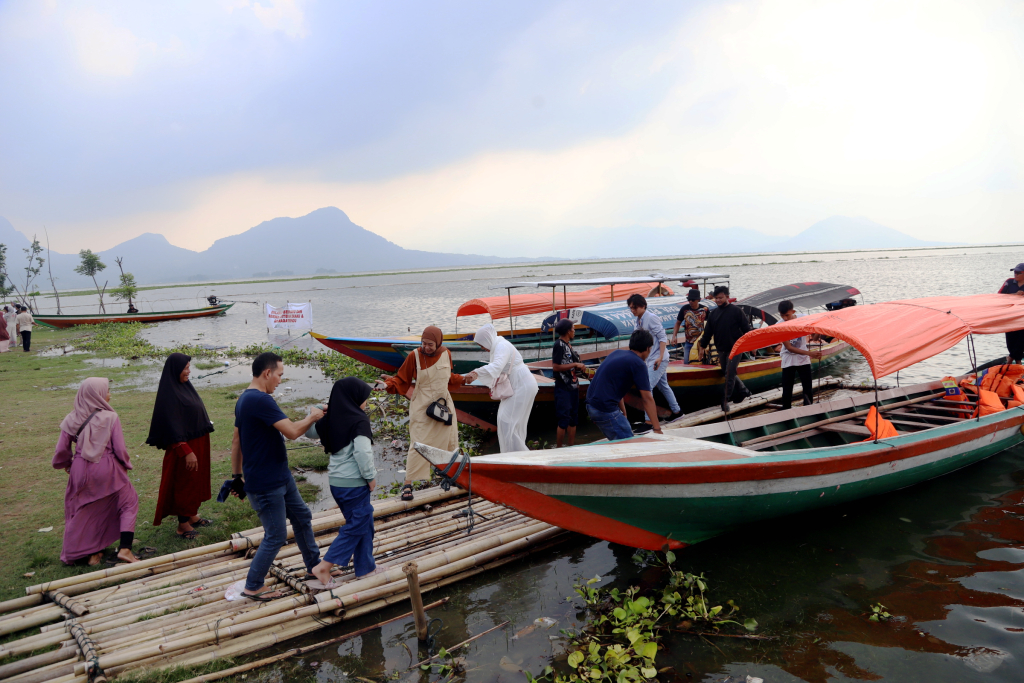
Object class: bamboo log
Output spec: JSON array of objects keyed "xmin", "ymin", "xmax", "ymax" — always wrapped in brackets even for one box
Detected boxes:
[
  {"xmin": 0, "ymin": 594, "xmax": 43, "ymax": 616},
  {"xmin": 46, "ymin": 591, "xmax": 88, "ymax": 617},
  {"xmin": 0, "ymin": 644, "xmax": 78, "ymax": 680},
  {"xmin": 403, "ymin": 562, "xmax": 428, "ymax": 640},
  {"xmin": 0, "ymin": 606, "xmax": 67, "ymax": 636}
]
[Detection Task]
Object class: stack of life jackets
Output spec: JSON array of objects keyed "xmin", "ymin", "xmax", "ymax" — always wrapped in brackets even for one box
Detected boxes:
[{"xmin": 953, "ymin": 365, "xmax": 1024, "ymax": 417}]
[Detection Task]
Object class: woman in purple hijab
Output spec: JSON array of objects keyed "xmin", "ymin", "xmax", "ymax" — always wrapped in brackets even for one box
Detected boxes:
[{"xmin": 52, "ymin": 377, "xmax": 140, "ymax": 565}]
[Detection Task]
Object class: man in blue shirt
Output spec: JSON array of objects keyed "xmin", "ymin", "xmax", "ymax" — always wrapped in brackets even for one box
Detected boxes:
[
  {"xmin": 627, "ymin": 294, "xmax": 683, "ymax": 423},
  {"xmin": 998, "ymin": 264, "xmax": 1024, "ymax": 363},
  {"xmin": 586, "ymin": 329, "xmax": 662, "ymax": 440},
  {"xmin": 232, "ymin": 352, "xmax": 324, "ymax": 600}
]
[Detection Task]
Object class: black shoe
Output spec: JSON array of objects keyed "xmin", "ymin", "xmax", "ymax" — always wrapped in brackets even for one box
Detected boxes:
[
  {"xmin": 720, "ymin": 401, "xmax": 730, "ymax": 414},
  {"xmin": 667, "ymin": 410, "xmax": 685, "ymax": 422},
  {"xmin": 633, "ymin": 423, "xmax": 654, "ymax": 435}
]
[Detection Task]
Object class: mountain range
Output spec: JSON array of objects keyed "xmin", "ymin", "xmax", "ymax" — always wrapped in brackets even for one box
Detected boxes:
[{"xmin": 0, "ymin": 208, "xmax": 957, "ymax": 290}]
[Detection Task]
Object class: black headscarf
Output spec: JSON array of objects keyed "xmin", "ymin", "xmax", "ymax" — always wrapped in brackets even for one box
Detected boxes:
[
  {"xmin": 146, "ymin": 353, "xmax": 214, "ymax": 450},
  {"xmin": 318, "ymin": 377, "xmax": 373, "ymax": 454}
]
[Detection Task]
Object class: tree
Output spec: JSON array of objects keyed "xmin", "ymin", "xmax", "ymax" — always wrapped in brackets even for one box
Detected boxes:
[
  {"xmin": 45, "ymin": 230, "xmax": 61, "ymax": 314},
  {"xmin": 111, "ymin": 257, "xmax": 138, "ymax": 310},
  {"xmin": 75, "ymin": 249, "xmax": 108, "ymax": 313},
  {"xmin": 0, "ymin": 244, "xmax": 15, "ymax": 300},
  {"xmin": 21, "ymin": 237, "xmax": 44, "ymax": 312}
]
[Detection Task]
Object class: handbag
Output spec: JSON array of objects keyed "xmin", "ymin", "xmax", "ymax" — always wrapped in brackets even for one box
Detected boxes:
[
  {"xmin": 489, "ymin": 359, "xmax": 515, "ymax": 401},
  {"xmin": 426, "ymin": 397, "xmax": 453, "ymax": 426}
]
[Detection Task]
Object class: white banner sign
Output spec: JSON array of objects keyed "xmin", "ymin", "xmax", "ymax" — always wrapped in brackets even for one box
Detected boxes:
[{"xmin": 265, "ymin": 302, "xmax": 312, "ymax": 329}]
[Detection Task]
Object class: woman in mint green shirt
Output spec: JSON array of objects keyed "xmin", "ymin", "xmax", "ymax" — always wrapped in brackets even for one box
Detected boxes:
[{"xmin": 305, "ymin": 378, "xmax": 381, "ymax": 588}]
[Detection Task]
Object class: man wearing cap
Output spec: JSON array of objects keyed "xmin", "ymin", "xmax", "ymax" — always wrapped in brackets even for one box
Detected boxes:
[
  {"xmin": 672, "ymin": 289, "xmax": 710, "ymax": 365},
  {"xmin": 998, "ymin": 264, "xmax": 1024, "ymax": 364}
]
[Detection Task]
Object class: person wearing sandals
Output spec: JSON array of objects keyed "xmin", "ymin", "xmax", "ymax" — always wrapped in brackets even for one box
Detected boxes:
[
  {"xmin": 305, "ymin": 377, "xmax": 383, "ymax": 588},
  {"xmin": 378, "ymin": 326, "xmax": 465, "ymax": 501},
  {"xmin": 52, "ymin": 377, "xmax": 140, "ymax": 566},
  {"xmin": 146, "ymin": 353, "xmax": 215, "ymax": 540},
  {"xmin": 232, "ymin": 352, "xmax": 324, "ymax": 601}
]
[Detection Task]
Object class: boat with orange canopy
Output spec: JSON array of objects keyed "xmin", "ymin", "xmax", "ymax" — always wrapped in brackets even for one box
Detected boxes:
[{"xmin": 414, "ymin": 293, "xmax": 1024, "ymax": 551}]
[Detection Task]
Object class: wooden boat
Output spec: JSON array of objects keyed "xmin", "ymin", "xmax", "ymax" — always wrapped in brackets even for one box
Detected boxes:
[
  {"xmin": 312, "ymin": 274, "xmax": 726, "ymax": 372},
  {"xmin": 34, "ymin": 303, "xmax": 234, "ymax": 329},
  {"xmin": 415, "ymin": 293, "xmax": 1024, "ymax": 550}
]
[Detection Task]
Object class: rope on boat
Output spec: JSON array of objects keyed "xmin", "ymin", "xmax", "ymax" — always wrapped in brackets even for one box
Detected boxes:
[{"xmin": 437, "ymin": 448, "xmax": 487, "ymax": 534}]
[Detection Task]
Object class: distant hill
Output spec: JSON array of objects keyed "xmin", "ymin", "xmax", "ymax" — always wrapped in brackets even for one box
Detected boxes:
[
  {"xmin": 0, "ymin": 210, "xmax": 962, "ymax": 291},
  {"xmin": 0, "ymin": 208, "xmax": 532, "ymax": 288},
  {"xmin": 773, "ymin": 216, "xmax": 954, "ymax": 252}
]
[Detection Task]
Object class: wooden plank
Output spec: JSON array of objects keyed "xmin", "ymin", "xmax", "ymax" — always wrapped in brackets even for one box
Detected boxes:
[
  {"xmin": 746, "ymin": 429, "xmax": 826, "ymax": 452},
  {"xmin": 888, "ymin": 418, "xmax": 942, "ymax": 430},
  {"xmin": 819, "ymin": 422, "xmax": 873, "ymax": 436},
  {"xmin": 887, "ymin": 409, "xmax": 962, "ymax": 423}
]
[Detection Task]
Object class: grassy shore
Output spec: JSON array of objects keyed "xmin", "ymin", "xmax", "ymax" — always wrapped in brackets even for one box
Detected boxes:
[{"xmin": 0, "ymin": 325, "xmax": 334, "ymax": 602}]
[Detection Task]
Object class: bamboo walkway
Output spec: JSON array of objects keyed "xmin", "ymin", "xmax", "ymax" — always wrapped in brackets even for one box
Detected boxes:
[{"xmin": 0, "ymin": 487, "xmax": 565, "ymax": 682}]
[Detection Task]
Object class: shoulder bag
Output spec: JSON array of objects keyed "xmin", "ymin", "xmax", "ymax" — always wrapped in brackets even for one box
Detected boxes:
[
  {"xmin": 489, "ymin": 358, "xmax": 515, "ymax": 401},
  {"xmin": 426, "ymin": 397, "xmax": 453, "ymax": 426}
]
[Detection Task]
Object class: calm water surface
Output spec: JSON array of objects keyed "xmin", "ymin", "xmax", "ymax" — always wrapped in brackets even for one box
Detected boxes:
[{"xmin": 44, "ymin": 245, "xmax": 1024, "ymax": 682}]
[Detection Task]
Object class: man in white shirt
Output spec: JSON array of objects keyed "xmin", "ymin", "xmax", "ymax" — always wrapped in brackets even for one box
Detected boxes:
[
  {"xmin": 15, "ymin": 304, "xmax": 33, "ymax": 353},
  {"xmin": 777, "ymin": 300, "xmax": 822, "ymax": 409},
  {"xmin": 627, "ymin": 294, "xmax": 683, "ymax": 423}
]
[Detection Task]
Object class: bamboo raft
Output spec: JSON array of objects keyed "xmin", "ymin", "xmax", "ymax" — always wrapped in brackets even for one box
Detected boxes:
[{"xmin": 0, "ymin": 487, "xmax": 565, "ymax": 683}]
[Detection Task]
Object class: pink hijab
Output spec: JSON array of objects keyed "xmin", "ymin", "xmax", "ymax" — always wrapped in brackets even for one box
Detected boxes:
[{"xmin": 59, "ymin": 377, "xmax": 117, "ymax": 463}]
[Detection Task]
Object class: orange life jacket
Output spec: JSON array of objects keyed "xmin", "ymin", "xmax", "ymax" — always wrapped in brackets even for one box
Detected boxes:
[
  {"xmin": 979, "ymin": 365, "xmax": 1024, "ymax": 398},
  {"xmin": 941, "ymin": 376, "xmax": 970, "ymax": 402},
  {"xmin": 977, "ymin": 389, "xmax": 1005, "ymax": 417},
  {"xmin": 862, "ymin": 406, "xmax": 900, "ymax": 441}
]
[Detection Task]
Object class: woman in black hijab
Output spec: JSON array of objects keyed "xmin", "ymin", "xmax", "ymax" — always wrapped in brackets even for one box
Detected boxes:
[
  {"xmin": 305, "ymin": 377, "xmax": 380, "ymax": 588},
  {"xmin": 147, "ymin": 353, "xmax": 214, "ymax": 539}
]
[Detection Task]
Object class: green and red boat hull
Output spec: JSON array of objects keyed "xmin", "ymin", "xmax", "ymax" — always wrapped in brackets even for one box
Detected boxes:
[
  {"xmin": 416, "ymin": 381, "xmax": 1024, "ymax": 550},
  {"xmin": 34, "ymin": 303, "xmax": 234, "ymax": 328}
]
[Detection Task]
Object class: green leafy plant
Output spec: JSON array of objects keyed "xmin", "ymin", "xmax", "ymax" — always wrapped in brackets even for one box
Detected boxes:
[
  {"xmin": 111, "ymin": 257, "xmax": 139, "ymax": 309},
  {"xmin": 868, "ymin": 603, "xmax": 893, "ymax": 622},
  {"xmin": 74, "ymin": 248, "xmax": 108, "ymax": 313}
]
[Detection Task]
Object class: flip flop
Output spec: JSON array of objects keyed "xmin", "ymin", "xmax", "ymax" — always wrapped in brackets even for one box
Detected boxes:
[
  {"xmin": 306, "ymin": 578, "xmax": 343, "ymax": 591},
  {"xmin": 401, "ymin": 484, "xmax": 414, "ymax": 501},
  {"xmin": 176, "ymin": 529, "xmax": 200, "ymax": 540},
  {"xmin": 190, "ymin": 518, "xmax": 213, "ymax": 528},
  {"xmin": 242, "ymin": 589, "xmax": 285, "ymax": 602},
  {"xmin": 355, "ymin": 566, "xmax": 387, "ymax": 579}
]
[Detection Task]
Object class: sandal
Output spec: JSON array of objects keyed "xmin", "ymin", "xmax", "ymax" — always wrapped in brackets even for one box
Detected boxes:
[
  {"xmin": 242, "ymin": 589, "xmax": 284, "ymax": 602},
  {"xmin": 401, "ymin": 484, "xmax": 414, "ymax": 502},
  {"xmin": 190, "ymin": 518, "xmax": 213, "ymax": 528},
  {"xmin": 176, "ymin": 529, "xmax": 200, "ymax": 540}
]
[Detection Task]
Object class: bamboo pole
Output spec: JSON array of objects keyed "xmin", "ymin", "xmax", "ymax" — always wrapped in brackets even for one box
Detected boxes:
[
  {"xmin": 403, "ymin": 562, "xmax": 428, "ymax": 640},
  {"xmin": 0, "ymin": 594, "xmax": 43, "ymax": 616}
]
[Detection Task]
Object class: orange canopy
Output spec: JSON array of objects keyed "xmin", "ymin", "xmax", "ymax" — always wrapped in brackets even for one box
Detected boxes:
[
  {"xmin": 456, "ymin": 282, "xmax": 673, "ymax": 320},
  {"xmin": 729, "ymin": 293, "xmax": 1024, "ymax": 378}
]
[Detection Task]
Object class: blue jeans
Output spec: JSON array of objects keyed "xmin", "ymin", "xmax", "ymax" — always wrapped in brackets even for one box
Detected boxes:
[
  {"xmin": 587, "ymin": 404, "xmax": 634, "ymax": 441},
  {"xmin": 646, "ymin": 362, "xmax": 679, "ymax": 421},
  {"xmin": 245, "ymin": 476, "xmax": 321, "ymax": 591},
  {"xmin": 323, "ymin": 485, "xmax": 376, "ymax": 577},
  {"xmin": 683, "ymin": 342, "xmax": 694, "ymax": 365}
]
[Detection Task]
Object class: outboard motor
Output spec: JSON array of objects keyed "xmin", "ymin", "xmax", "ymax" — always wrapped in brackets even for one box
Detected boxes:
[{"xmin": 207, "ymin": 295, "xmax": 219, "ymax": 306}]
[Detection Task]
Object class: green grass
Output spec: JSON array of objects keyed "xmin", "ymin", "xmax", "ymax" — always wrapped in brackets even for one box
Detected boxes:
[{"xmin": 293, "ymin": 450, "xmax": 330, "ymax": 471}]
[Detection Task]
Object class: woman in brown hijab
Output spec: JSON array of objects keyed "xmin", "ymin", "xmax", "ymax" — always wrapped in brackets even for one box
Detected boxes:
[{"xmin": 376, "ymin": 326, "xmax": 464, "ymax": 500}]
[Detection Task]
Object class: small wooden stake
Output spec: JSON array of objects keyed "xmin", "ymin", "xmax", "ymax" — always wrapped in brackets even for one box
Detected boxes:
[{"xmin": 403, "ymin": 562, "xmax": 428, "ymax": 641}]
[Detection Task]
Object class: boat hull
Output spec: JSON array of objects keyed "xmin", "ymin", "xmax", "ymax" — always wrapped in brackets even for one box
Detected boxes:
[
  {"xmin": 417, "ymin": 383, "xmax": 1024, "ymax": 550},
  {"xmin": 34, "ymin": 304, "xmax": 234, "ymax": 328}
]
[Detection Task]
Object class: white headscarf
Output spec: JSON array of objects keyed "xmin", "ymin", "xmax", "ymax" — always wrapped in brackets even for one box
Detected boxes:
[{"xmin": 473, "ymin": 324, "xmax": 499, "ymax": 359}]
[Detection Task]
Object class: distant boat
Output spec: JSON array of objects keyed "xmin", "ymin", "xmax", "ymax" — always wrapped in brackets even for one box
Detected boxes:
[{"xmin": 34, "ymin": 303, "xmax": 234, "ymax": 329}]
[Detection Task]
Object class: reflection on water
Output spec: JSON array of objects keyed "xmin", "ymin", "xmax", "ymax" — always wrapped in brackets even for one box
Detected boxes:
[{"xmin": 40, "ymin": 245, "xmax": 1024, "ymax": 681}]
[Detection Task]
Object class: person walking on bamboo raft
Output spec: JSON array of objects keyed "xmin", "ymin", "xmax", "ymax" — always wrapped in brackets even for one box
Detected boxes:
[
  {"xmin": 146, "ymin": 353, "xmax": 215, "ymax": 540},
  {"xmin": 378, "ymin": 325, "xmax": 464, "ymax": 501},
  {"xmin": 52, "ymin": 377, "xmax": 140, "ymax": 566},
  {"xmin": 305, "ymin": 377, "xmax": 383, "ymax": 588},
  {"xmin": 464, "ymin": 323, "xmax": 539, "ymax": 453}
]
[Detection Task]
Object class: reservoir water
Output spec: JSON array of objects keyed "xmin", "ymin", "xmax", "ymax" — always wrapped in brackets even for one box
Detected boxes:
[{"xmin": 36, "ymin": 244, "xmax": 1024, "ymax": 682}]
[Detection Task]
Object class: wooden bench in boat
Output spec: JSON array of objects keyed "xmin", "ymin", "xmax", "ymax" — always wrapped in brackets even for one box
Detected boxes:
[{"xmin": 819, "ymin": 422, "xmax": 874, "ymax": 437}]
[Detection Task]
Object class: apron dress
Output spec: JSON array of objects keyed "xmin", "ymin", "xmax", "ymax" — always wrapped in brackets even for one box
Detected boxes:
[{"xmin": 405, "ymin": 349, "xmax": 459, "ymax": 481}]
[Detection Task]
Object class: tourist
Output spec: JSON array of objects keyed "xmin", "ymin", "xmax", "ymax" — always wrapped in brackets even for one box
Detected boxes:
[
  {"xmin": 777, "ymin": 300, "xmax": 822, "ymax": 409},
  {"xmin": 52, "ymin": 377, "xmax": 140, "ymax": 566},
  {"xmin": 464, "ymin": 324, "xmax": 539, "ymax": 452},
  {"xmin": 998, "ymin": 264, "xmax": 1024, "ymax": 364},
  {"xmin": 15, "ymin": 304, "xmax": 33, "ymax": 352},
  {"xmin": 697, "ymin": 285, "xmax": 752, "ymax": 413},
  {"xmin": 378, "ymin": 325, "xmax": 463, "ymax": 501},
  {"xmin": 585, "ymin": 329, "xmax": 662, "ymax": 440},
  {"xmin": 551, "ymin": 318, "xmax": 585, "ymax": 447},
  {"xmin": 628, "ymin": 294, "xmax": 682, "ymax": 423},
  {"xmin": 3, "ymin": 304, "xmax": 15, "ymax": 348},
  {"xmin": 306, "ymin": 377, "xmax": 382, "ymax": 588},
  {"xmin": 232, "ymin": 352, "xmax": 323, "ymax": 600},
  {"xmin": 0, "ymin": 306, "xmax": 9, "ymax": 352},
  {"xmin": 672, "ymin": 289, "xmax": 709, "ymax": 364},
  {"xmin": 146, "ymin": 353, "xmax": 214, "ymax": 540}
]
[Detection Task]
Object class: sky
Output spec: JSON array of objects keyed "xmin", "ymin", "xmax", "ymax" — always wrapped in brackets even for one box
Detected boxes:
[{"xmin": 1, "ymin": 0, "xmax": 1021, "ymax": 256}]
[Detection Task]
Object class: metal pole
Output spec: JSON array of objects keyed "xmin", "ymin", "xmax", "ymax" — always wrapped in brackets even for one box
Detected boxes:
[{"xmin": 507, "ymin": 288, "xmax": 514, "ymax": 336}]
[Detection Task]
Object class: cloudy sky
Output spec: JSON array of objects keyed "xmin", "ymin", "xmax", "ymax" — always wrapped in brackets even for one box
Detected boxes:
[{"xmin": 1, "ymin": 0, "xmax": 1021, "ymax": 256}]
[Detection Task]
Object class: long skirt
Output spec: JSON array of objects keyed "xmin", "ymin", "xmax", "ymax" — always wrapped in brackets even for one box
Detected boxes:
[
  {"xmin": 153, "ymin": 435, "xmax": 212, "ymax": 524},
  {"xmin": 61, "ymin": 484, "xmax": 138, "ymax": 564},
  {"xmin": 496, "ymin": 365, "xmax": 539, "ymax": 452},
  {"xmin": 0, "ymin": 339, "xmax": 7, "ymax": 353}
]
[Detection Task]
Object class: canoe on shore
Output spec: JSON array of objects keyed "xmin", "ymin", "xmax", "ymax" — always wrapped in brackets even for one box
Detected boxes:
[{"xmin": 34, "ymin": 303, "xmax": 234, "ymax": 328}]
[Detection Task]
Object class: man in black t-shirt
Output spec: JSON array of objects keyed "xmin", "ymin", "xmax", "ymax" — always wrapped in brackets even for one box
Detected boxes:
[
  {"xmin": 697, "ymin": 285, "xmax": 752, "ymax": 412},
  {"xmin": 232, "ymin": 352, "xmax": 325, "ymax": 600},
  {"xmin": 998, "ymin": 263, "xmax": 1024, "ymax": 363},
  {"xmin": 551, "ymin": 319, "xmax": 585, "ymax": 447}
]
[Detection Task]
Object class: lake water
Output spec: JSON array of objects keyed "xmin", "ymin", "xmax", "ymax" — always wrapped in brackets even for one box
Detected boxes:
[{"xmin": 37, "ymin": 244, "xmax": 1024, "ymax": 682}]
